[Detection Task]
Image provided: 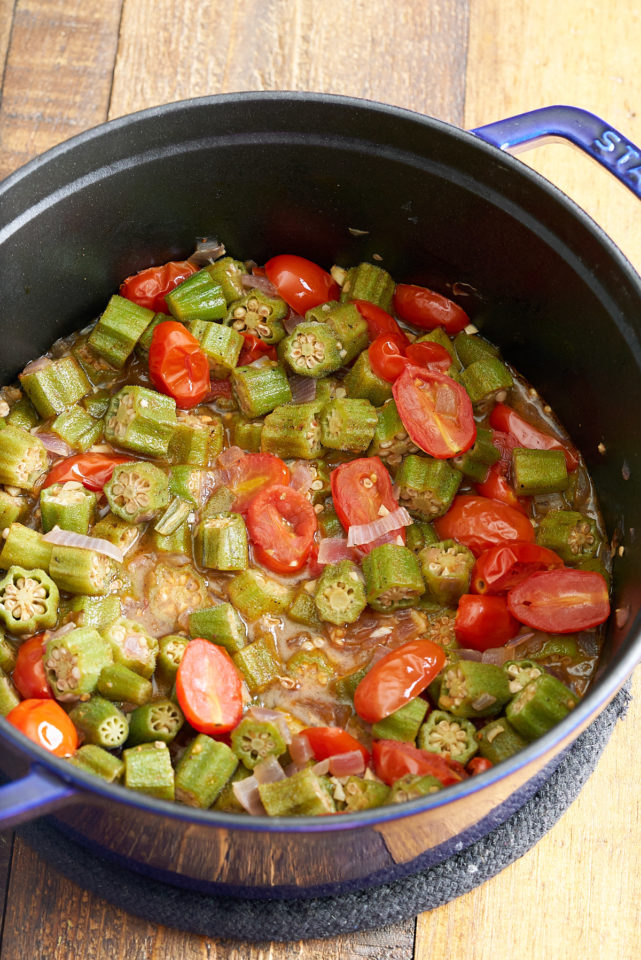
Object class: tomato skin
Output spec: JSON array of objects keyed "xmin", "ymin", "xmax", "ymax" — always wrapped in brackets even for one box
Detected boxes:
[
  {"xmin": 13, "ymin": 635, "xmax": 52, "ymax": 700},
  {"xmin": 507, "ymin": 569, "xmax": 610, "ymax": 633},
  {"xmin": 246, "ymin": 484, "xmax": 317, "ymax": 574},
  {"xmin": 434, "ymin": 495, "xmax": 535, "ymax": 557},
  {"xmin": 368, "ymin": 335, "xmax": 409, "ymax": 382},
  {"xmin": 467, "ymin": 757, "xmax": 493, "ymax": 775},
  {"xmin": 353, "ymin": 301, "xmax": 409, "ymax": 344},
  {"xmin": 206, "ymin": 378, "xmax": 233, "ymax": 401},
  {"xmin": 393, "ymin": 365, "xmax": 476, "ymax": 459},
  {"xmin": 302, "ymin": 726, "xmax": 370, "ymax": 764},
  {"xmin": 454, "ymin": 594, "xmax": 520, "ymax": 651},
  {"xmin": 404, "ymin": 341, "xmax": 452, "ymax": 373},
  {"xmin": 6, "ymin": 698, "xmax": 78, "ymax": 756},
  {"xmin": 475, "ymin": 462, "xmax": 529, "ymax": 514},
  {"xmin": 372, "ymin": 740, "xmax": 466, "ymax": 786},
  {"xmin": 330, "ymin": 457, "xmax": 404, "ymax": 552},
  {"xmin": 175, "ymin": 639, "xmax": 243, "ymax": 734},
  {"xmin": 43, "ymin": 453, "xmax": 133, "ymax": 492},
  {"xmin": 226, "ymin": 453, "xmax": 291, "ymax": 513},
  {"xmin": 120, "ymin": 260, "xmax": 197, "ymax": 313},
  {"xmin": 264, "ymin": 255, "xmax": 339, "ymax": 312},
  {"xmin": 237, "ymin": 332, "xmax": 278, "ymax": 366},
  {"xmin": 393, "ymin": 284, "xmax": 469, "ymax": 335},
  {"xmin": 472, "ymin": 542, "xmax": 564, "ymax": 595},
  {"xmin": 489, "ymin": 403, "xmax": 579, "ymax": 472},
  {"xmin": 148, "ymin": 321, "xmax": 210, "ymax": 409},
  {"xmin": 354, "ymin": 639, "xmax": 446, "ymax": 723}
]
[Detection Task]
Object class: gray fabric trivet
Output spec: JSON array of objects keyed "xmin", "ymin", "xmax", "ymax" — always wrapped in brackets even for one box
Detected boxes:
[{"xmin": 17, "ymin": 686, "xmax": 630, "ymax": 942}]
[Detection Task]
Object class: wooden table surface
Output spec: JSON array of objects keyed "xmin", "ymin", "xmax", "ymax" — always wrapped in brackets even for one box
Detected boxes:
[{"xmin": 1, "ymin": 1, "xmax": 640, "ymax": 957}]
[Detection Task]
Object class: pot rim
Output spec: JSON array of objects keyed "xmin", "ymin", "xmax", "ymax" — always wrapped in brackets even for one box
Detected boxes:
[{"xmin": 1, "ymin": 90, "xmax": 639, "ymax": 832}]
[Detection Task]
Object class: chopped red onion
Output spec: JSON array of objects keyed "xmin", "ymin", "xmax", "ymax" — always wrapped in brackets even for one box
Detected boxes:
[
  {"xmin": 241, "ymin": 272, "xmax": 278, "ymax": 298},
  {"xmin": 289, "ymin": 732, "xmax": 314, "ymax": 767},
  {"xmin": 188, "ymin": 236, "xmax": 226, "ymax": 266},
  {"xmin": 328, "ymin": 750, "xmax": 366, "ymax": 777},
  {"xmin": 246, "ymin": 706, "xmax": 292, "ymax": 745},
  {"xmin": 36, "ymin": 433, "xmax": 74, "ymax": 457},
  {"xmin": 470, "ymin": 692, "xmax": 498, "ymax": 711},
  {"xmin": 42, "ymin": 527, "xmax": 124, "ymax": 563},
  {"xmin": 232, "ymin": 775, "xmax": 265, "ymax": 815},
  {"xmin": 506, "ymin": 631, "xmax": 535, "ymax": 648},
  {"xmin": 316, "ymin": 537, "xmax": 356, "ymax": 566},
  {"xmin": 253, "ymin": 755, "xmax": 286, "ymax": 784},
  {"xmin": 284, "ymin": 762, "xmax": 301, "ymax": 777},
  {"xmin": 288, "ymin": 374, "xmax": 317, "ymax": 403},
  {"xmin": 217, "ymin": 445, "xmax": 245, "ymax": 470},
  {"xmin": 44, "ymin": 622, "xmax": 76, "ymax": 643},
  {"xmin": 481, "ymin": 647, "xmax": 511, "ymax": 665},
  {"xmin": 21, "ymin": 356, "xmax": 50, "ymax": 376},
  {"xmin": 457, "ymin": 648, "xmax": 485, "ymax": 661},
  {"xmin": 290, "ymin": 460, "xmax": 316, "ymax": 495},
  {"xmin": 346, "ymin": 507, "xmax": 413, "ymax": 547},
  {"xmin": 311, "ymin": 758, "xmax": 330, "ymax": 776},
  {"xmin": 283, "ymin": 311, "xmax": 306, "ymax": 334}
]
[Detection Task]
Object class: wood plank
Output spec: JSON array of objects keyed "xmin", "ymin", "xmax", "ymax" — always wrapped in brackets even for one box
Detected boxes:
[
  {"xmin": 0, "ymin": 0, "xmax": 16, "ymax": 97},
  {"xmin": 0, "ymin": 831, "xmax": 14, "ymax": 943},
  {"xmin": 0, "ymin": 0, "xmax": 123, "ymax": 180}
]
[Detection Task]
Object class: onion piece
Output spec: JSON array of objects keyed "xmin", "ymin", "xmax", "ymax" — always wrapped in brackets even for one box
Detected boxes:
[
  {"xmin": 253, "ymin": 755, "xmax": 287, "ymax": 784},
  {"xmin": 42, "ymin": 526, "xmax": 124, "ymax": 564},
  {"xmin": 288, "ymin": 374, "xmax": 317, "ymax": 403},
  {"xmin": 346, "ymin": 507, "xmax": 413, "ymax": 547},
  {"xmin": 289, "ymin": 732, "xmax": 314, "ymax": 767},
  {"xmin": 311, "ymin": 758, "xmax": 330, "ymax": 776},
  {"xmin": 457, "ymin": 648, "xmax": 485, "ymax": 662},
  {"xmin": 481, "ymin": 647, "xmax": 512, "ymax": 666},
  {"xmin": 246, "ymin": 706, "xmax": 292, "ymax": 745},
  {"xmin": 217, "ymin": 445, "xmax": 245, "ymax": 470},
  {"xmin": 290, "ymin": 460, "xmax": 316, "ymax": 495},
  {"xmin": 35, "ymin": 433, "xmax": 74, "ymax": 457},
  {"xmin": 316, "ymin": 537, "xmax": 356, "ymax": 566},
  {"xmin": 329, "ymin": 750, "xmax": 366, "ymax": 777},
  {"xmin": 21, "ymin": 356, "xmax": 50, "ymax": 377},
  {"xmin": 188, "ymin": 236, "xmax": 226, "ymax": 266},
  {"xmin": 283, "ymin": 311, "xmax": 306, "ymax": 334},
  {"xmin": 232, "ymin": 775, "xmax": 265, "ymax": 815},
  {"xmin": 241, "ymin": 272, "xmax": 278, "ymax": 298}
]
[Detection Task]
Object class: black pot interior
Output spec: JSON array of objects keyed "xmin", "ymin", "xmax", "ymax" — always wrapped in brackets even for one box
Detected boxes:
[{"xmin": 2, "ymin": 92, "xmax": 640, "ymax": 683}]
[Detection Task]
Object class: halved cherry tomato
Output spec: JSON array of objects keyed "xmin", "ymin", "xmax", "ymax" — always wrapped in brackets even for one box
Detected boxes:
[
  {"xmin": 368, "ymin": 334, "xmax": 410, "ymax": 382},
  {"xmin": 148, "ymin": 321, "xmax": 210, "ymax": 409},
  {"xmin": 6, "ymin": 698, "xmax": 78, "ymax": 756},
  {"xmin": 42, "ymin": 453, "xmax": 133, "ymax": 491},
  {"xmin": 489, "ymin": 403, "xmax": 579, "ymax": 472},
  {"xmin": 175, "ymin": 639, "xmax": 243, "ymax": 734},
  {"xmin": 507, "ymin": 569, "xmax": 610, "ymax": 633},
  {"xmin": 475, "ymin": 462, "xmax": 529, "ymax": 514},
  {"xmin": 237, "ymin": 332, "xmax": 278, "ymax": 366},
  {"xmin": 302, "ymin": 726, "xmax": 370, "ymax": 764},
  {"xmin": 226, "ymin": 453, "xmax": 291, "ymax": 513},
  {"xmin": 405, "ymin": 341, "xmax": 452, "ymax": 373},
  {"xmin": 467, "ymin": 757, "xmax": 493, "ymax": 775},
  {"xmin": 353, "ymin": 300, "xmax": 409, "ymax": 344},
  {"xmin": 330, "ymin": 457, "xmax": 399, "ymax": 531},
  {"xmin": 372, "ymin": 740, "xmax": 466, "ymax": 786},
  {"xmin": 434, "ymin": 495, "xmax": 535, "ymax": 557},
  {"xmin": 120, "ymin": 260, "xmax": 198, "ymax": 313},
  {"xmin": 264, "ymin": 255, "xmax": 339, "ymax": 312},
  {"xmin": 393, "ymin": 283, "xmax": 469, "ymax": 335},
  {"xmin": 246, "ymin": 484, "xmax": 317, "ymax": 574},
  {"xmin": 354, "ymin": 639, "xmax": 446, "ymax": 723},
  {"xmin": 393, "ymin": 365, "xmax": 476, "ymax": 459},
  {"xmin": 454, "ymin": 594, "xmax": 520, "ymax": 651},
  {"xmin": 471, "ymin": 542, "xmax": 564, "ymax": 594},
  {"xmin": 13, "ymin": 634, "xmax": 52, "ymax": 700}
]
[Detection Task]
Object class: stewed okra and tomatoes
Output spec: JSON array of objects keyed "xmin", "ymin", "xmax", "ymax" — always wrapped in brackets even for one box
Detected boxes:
[{"xmin": 0, "ymin": 249, "xmax": 610, "ymax": 815}]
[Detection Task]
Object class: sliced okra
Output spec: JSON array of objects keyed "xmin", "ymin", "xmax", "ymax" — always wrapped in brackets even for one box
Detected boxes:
[
  {"xmin": 72, "ymin": 339, "xmax": 119, "ymax": 386},
  {"xmin": 300, "ymin": 459, "xmax": 331, "ymax": 505},
  {"xmin": 453, "ymin": 331, "xmax": 499, "ymax": 367},
  {"xmin": 258, "ymin": 766, "xmax": 336, "ymax": 816},
  {"xmin": 452, "ymin": 427, "xmax": 500, "ymax": 483},
  {"xmin": 231, "ymin": 715, "xmax": 287, "ymax": 769},
  {"xmin": 40, "ymin": 481, "xmax": 97, "ymax": 535},
  {"xmin": 202, "ymin": 485, "xmax": 236, "ymax": 517},
  {"xmin": 368, "ymin": 398, "xmax": 418, "ymax": 466},
  {"xmin": 395, "ymin": 454, "xmax": 462, "ymax": 520},
  {"xmin": 417, "ymin": 327, "xmax": 461, "ymax": 370},
  {"xmin": 123, "ymin": 741, "xmax": 175, "ymax": 801},
  {"xmin": 67, "ymin": 594, "xmax": 121, "ymax": 630},
  {"xmin": 333, "ymin": 665, "xmax": 369, "ymax": 703},
  {"xmin": 212, "ymin": 765, "xmax": 253, "ymax": 813},
  {"xmin": 135, "ymin": 312, "xmax": 173, "ymax": 359},
  {"xmin": 168, "ymin": 410, "xmax": 224, "ymax": 465},
  {"xmin": 317, "ymin": 507, "xmax": 343, "ymax": 539},
  {"xmin": 227, "ymin": 569, "xmax": 293, "ymax": 620},
  {"xmin": 417, "ymin": 709, "xmax": 478, "ymax": 765},
  {"xmin": 6, "ymin": 395, "xmax": 40, "ymax": 430},
  {"xmin": 314, "ymin": 375, "xmax": 348, "ymax": 404},
  {"xmin": 475, "ymin": 717, "xmax": 528, "ymax": 765},
  {"xmin": 68, "ymin": 744, "xmax": 125, "ymax": 783},
  {"xmin": 204, "ymin": 256, "xmax": 248, "ymax": 303},
  {"xmin": 340, "ymin": 262, "xmax": 395, "ymax": 312},
  {"xmin": 100, "ymin": 617, "xmax": 159, "ymax": 679},
  {"xmin": 81, "ymin": 388, "xmax": 111, "ymax": 420},
  {"xmin": 460, "ymin": 356, "xmax": 513, "ymax": 406},
  {"xmin": 343, "ymin": 776, "xmax": 390, "ymax": 811},
  {"xmin": 88, "ymin": 294, "xmax": 154, "ymax": 367},
  {"xmin": 304, "ymin": 300, "xmax": 340, "ymax": 324},
  {"xmin": 104, "ymin": 461, "xmax": 170, "ymax": 523},
  {"xmin": 175, "ymin": 734, "xmax": 239, "ymax": 808},
  {"xmin": 68, "ymin": 696, "xmax": 129, "ymax": 749},
  {"xmin": 188, "ymin": 319, "xmax": 244, "ymax": 376},
  {"xmin": 314, "ymin": 560, "xmax": 367, "ymax": 625},
  {"xmin": 154, "ymin": 497, "xmax": 192, "ymax": 537},
  {"xmin": 195, "ymin": 513, "xmax": 249, "ymax": 571},
  {"xmin": 49, "ymin": 544, "xmax": 120, "ymax": 596},
  {"xmin": 232, "ymin": 635, "xmax": 280, "ymax": 694},
  {"xmin": 44, "ymin": 626, "xmax": 113, "ymax": 701},
  {"xmin": 506, "ymin": 673, "xmax": 577, "ymax": 740},
  {"xmin": 0, "ymin": 670, "xmax": 20, "ymax": 716},
  {"xmin": 165, "ymin": 268, "xmax": 226, "ymax": 322},
  {"xmin": 388, "ymin": 774, "xmax": 444, "ymax": 803},
  {"xmin": 438, "ymin": 661, "xmax": 511, "ymax": 718},
  {"xmin": 0, "ymin": 636, "xmax": 17, "ymax": 674},
  {"xmin": 287, "ymin": 649, "xmax": 336, "ymax": 686},
  {"xmin": 126, "ymin": 699, "xmax": 185, "ymax": 746},
  {"xmin": 169, "ymin": 465, "xmax": 213, "ymax": 505},
  {"xmin": 97, "ymin": 662, "xmax": 153, "ymax": 706},
  {"xmin": 0, "ymin": 425, "xmax": 48, "ymax": 491},
  {"xmin": 512, "ymin": 447, "xmax": 569, "ymax": 496},
  {"xmin": 156, "ymin": 634, "xmax": 190, "ymax": 685},
  {"xmin": 188, "ymin": 603, "xmax": 247, "ymax": 654},
  {"xmin": 319, "ymin": 398, "xmax": 378, "ymax": 453},
  {"xmin": 423, "ymin": 607, "xmax": 459, "ymax": 651},
  {"xmin": 372, "ymin": 696, "xmax": 428, "ymax": 742},
  {"xmin": 20, "ymin": 356, "xmax": 90, "ymax": 417},
  {"xmin": 145, "ymin": 562, "xmax": 209, "ymax": 629},
  {"xmin": 322, "ymin": 302, "xmax": 369, "ymax": 363},
  {"xmin": 104, "ymin": 385, "xmax": 177, "ymax": 457},
  {"xmin": 91, "ymin": 513, "xmax": 143, "ymax": 555},
  {"xmin": 225, "ymin": 290, "xmax": 288, "ymax": 344},
  {"xmin": 231, "ymin": 362, "xmax": 292, "ymax": 418},
  {"xmin": 420, "ymin": 539, "xmax": 475, "ymax": 606},
  {"xmin": 280, "ymin": 322, "xmax": 343, "ymax": 378},
  {"xmin": 287, "ymin": 586, "xmax": 323, "ymax": 630},
  {"xmin": 0, "ymin": 565, "xmax": 59, "ymax": 635},
  {"xmin": 536, "ymin": 509, "xmax": 601, "ymax": 563},
  {"xmin": 362, "ymin": 544, "xmax": 425, "ymax": 612},
  {"xmin": 261, "ymin": 401, "xmax": 324, "ymax": 460},
  {"xmin": 0, "ymin": 523, "xmax": 52, "ymax": 572},
  {"xmin": 344, "ymin": 349, "xmax": 393, "ymax": 406},
  {"xmin": 406, "ymin": 520, "xmax": 438, "ymax": 554},
  {"xmin": 0, "ymin": 489, "xmax": 28, "ymax": 529},
  {"xmin": 504, "ymin": 659, "xmax": 544, "ymax": 695},
  {"xmin": 150, "ymin": 520, "xmax": 192, "ymax": 558},
  {"xmin": 229, "ymin": 413, "xmax": 263, "ymax": 452}
]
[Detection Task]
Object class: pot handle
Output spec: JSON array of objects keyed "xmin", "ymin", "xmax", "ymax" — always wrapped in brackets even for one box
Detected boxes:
[
  {"xmin": 0, "ymin": 766, "xmax": 75, "ymax": 830},
  {"xmin": 472, "ymin": 105, "xmax": 641, "ymax": 201}
]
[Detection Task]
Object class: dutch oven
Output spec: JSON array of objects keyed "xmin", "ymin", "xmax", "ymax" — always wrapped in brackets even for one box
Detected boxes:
[{"xmin": 0, "ymin": 93, "xmax": 640, "ymax": 898}]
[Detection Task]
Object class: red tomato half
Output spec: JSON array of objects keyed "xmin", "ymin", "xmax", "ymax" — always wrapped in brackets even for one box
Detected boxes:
[
  {"xmin": 393, "ymin": 284, "xmax": 469, "ymax": 335},
  {"xmin": 302, "ymin": 726, "xmax": 370, "ymax": 764},
  {"xmin": 472, "ymin": 542, "xmax": 564, "ymax": 594},
  {"xmin": 120, "ymin": 260, "xmax": 198, "ymax": 313},
  {"xmin": 43, "ymin": 453, "xmax": 133, "ymax": 491},
  {"xmin": 330, "ymin": 457, "xmax": 402, "ymax": 542},
  {"xmin": 264, "ymin": 255, "xmax": 339, "ymax": 312},
  {"xmin": 148, "ymin": 321, "xmax": 210, "ymax": 409},
  {"xmin": 175, "ymin": 639, "xmax": 243, "ymax": 734},
  {"xmin": 393, "ymin": 365, "xmax": 476, "ymax": 459},
  {"xmin": 467, "ymin": 757, "xmax": 493, "ymax": 775},
  {"xmin": 246, "ymin": 484, "xmax": 317, "ymax": 574},
  {"xmin": 475, "ymin": 462, "xmax": 529, "ymax": 514},
  {"xmin": 353, "ymin": 301, "xmax": 409, "ymax": 344},
  {"xmin": 237, "ymin": 332, "xmax": 278, "ymax": 366},
  {"xmin": 354, "ymin": 639, "xmax": 446, "ymax": 723},
  {"xmin": 434, "ymin": 495, "xmax": 535, "ymax": 557},
  {"xmin": 13, "ymin": 635, "xmax": 52, "ymax": 700},
  {"xmin": 226, "ymin": 453, "xmax": 291, "ymax": 513},
  {"xmin": 6, "ymin": 699, "xmax": 78, "ymax": 756},
  {"xmin": 372, "ymin": 740, "xmax": 466, "ymax": 787},
  {"xmin": 405, "ymin": 341, "xmax": 452, "ymax": 373},
  {"xmin": 454, "ymin": 594, "xmax": 520, "ymax": 651},
  {"xmin": 368, "ymin": 335, "xmax": 409, "ymax": 382},
  {"xmin": 489, "ymin": 403, "xmax": 579, "ymax": 472},
  {"xmin": 507, "ymin": 569, "xmax": 610, "ymax": 633}
]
